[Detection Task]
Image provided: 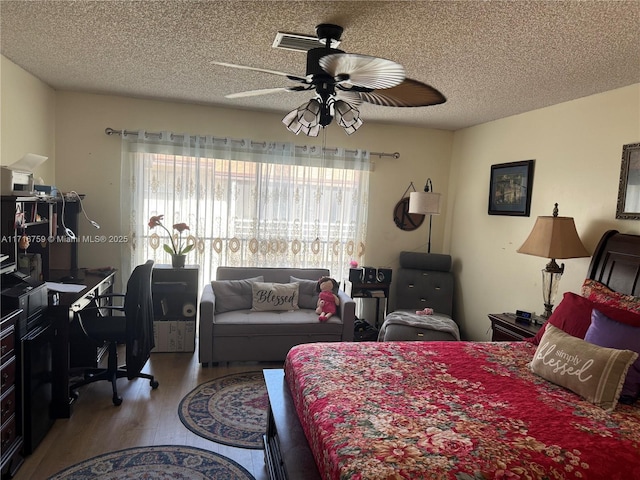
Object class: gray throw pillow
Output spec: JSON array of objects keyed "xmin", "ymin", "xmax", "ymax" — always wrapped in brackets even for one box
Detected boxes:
[
  {"xmin": 211, "ymin": 276, "xmax": 264, "ymax": 313},
  {"xmin": 290, "ymin": 276, "xmax": 319, "ymax": 310}
]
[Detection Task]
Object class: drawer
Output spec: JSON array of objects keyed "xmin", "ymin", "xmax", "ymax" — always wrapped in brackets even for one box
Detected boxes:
[
  {"xmin": 1, "ymin": 413, "xmax": 17, "ymax": 453},
  {"xmin": 0, "ymin": 325, "xmax": 15, "ymax": 364},
  {"xmin": 0, "ymin": 356, "xmax": 16, "ymax": 394},
  {"xmin": 0, "ymin": 386, "xmax": 15, "ymax": 425},
  {"xmin": 492, "ymin": 326, "xmax": 524, "ymax": 341}
]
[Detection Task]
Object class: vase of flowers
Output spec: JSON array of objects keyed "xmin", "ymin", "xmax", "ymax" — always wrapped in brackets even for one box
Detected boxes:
[{"xmin": 148, "ymin": 214, "xmax": 194, "ymax": 268}]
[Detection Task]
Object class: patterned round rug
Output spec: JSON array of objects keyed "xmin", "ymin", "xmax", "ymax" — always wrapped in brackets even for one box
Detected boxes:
[
  {"xmin": 47, "ymin": 445, "xmax": 255, "ymax": 479},
  {"xmin": 179, "ymin": 371, "xmax": 268, "ymax": 449}
]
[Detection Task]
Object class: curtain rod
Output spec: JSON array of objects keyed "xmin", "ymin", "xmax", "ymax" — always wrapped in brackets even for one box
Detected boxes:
[{"xmin": 104, "ymin": 127, "xmax": 400, "ymax": 159}]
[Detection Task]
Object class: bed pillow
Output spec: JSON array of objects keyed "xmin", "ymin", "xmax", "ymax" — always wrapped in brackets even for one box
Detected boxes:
[
  {"xmin": 527, "ymin": 292, "xmax": 594, "ymax": 345},
  {"xmin": 581, "ymin": 279, "xmax": 640, "ymax": 315},
  {"xmin": 251, "ymin": 282, "xmax": 299, "ymax": 312},
  {"xmin": 585, "ymin": 309, "xmax": 640, "ymax": 402},
  {"xmin": 211, "ymin": 276, "xmax": 264, "ymax": 313},
  {"xmin": 526, "ymin": 291, "xmax": 640, "ymax": 346},
  {"xmin": 530, "ymin": 324, "xmax": 638, "ymax": 412},
  {"xmin": 290, "ymin": 276, "xmax": 318, "ymax": 310}
]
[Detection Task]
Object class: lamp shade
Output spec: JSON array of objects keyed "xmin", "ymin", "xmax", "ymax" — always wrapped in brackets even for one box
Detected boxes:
[
  {"xmin": 517, "ymin": 215, "xmax": 589, "ymax": 259},
  {"xmin": 408, "ymin": 191, "xmax": 441, "ymax": 215}
]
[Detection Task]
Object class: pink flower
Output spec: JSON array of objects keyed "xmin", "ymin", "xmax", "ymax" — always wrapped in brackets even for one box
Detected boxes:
[
  {"xmin": 148, "ymin": 215, "xmax": 164, "ymax": 228},
  {"xmin": 147, "ymin": 215, "xmax": 194, "ymax": 256}
]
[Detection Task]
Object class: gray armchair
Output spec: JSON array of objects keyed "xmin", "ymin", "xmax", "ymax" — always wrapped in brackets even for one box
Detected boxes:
[
  {"xmin": 381, "ymin": 252, "xmax": 458, "ymax": 342},
  {"xmin": 392, "ymin": 252, "xmax": 454, "ymax": 316}
]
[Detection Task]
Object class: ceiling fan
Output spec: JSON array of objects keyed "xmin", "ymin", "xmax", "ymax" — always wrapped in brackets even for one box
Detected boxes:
[{"xmin": 212, "ymin": 24, "xmax": 446, "ymax": 136}]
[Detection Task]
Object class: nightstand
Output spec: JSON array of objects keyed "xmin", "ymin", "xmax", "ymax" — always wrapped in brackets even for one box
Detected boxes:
[{"xmin": 488, "ymin": 312, "xmax": 543, "ymax": 341}]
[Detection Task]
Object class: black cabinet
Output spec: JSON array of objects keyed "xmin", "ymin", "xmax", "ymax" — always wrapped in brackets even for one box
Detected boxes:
[
  {"xmin": 1, "ymin": 309, "xmax": 23, "ymax": 479},
  {"xmin": 151, "ymin": 265, "xmax": 198, "ymax": 352},
  {"xmin": 20, "ymin": 320, "xmax": 54, "ymax": 455}
]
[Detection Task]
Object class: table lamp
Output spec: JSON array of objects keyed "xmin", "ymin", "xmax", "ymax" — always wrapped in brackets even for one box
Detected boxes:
[
  {"xmin": 517, "ymin": 203, "xmax": 589, "ymax": 318},
  {"xmin": 408, "ymin": 178, "xmax": 441, "ymax": 253}
]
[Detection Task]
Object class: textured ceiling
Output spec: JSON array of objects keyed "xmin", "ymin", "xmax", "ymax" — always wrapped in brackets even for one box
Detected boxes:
[{"xmin": 1, "ymin": 1, "xmax": 639, "ymax": 131}]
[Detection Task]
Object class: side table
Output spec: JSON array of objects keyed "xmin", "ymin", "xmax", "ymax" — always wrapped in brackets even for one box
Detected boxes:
[
  {"xmin": 488, "ymin": 312, "xmax": 543, "ymax": 341},
  {"xmin": 344, "ymin": 280, "xmax": 390, "ymax": 328}
]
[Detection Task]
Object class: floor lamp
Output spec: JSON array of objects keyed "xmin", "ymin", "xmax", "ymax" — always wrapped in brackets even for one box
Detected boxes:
[
  {"xmin": 408, "ymin": 178, "xmax": 441, "ymax": 253},
  {"xmin": 517, "ymin": 203, "xmax": 590, "ymax": 318}
]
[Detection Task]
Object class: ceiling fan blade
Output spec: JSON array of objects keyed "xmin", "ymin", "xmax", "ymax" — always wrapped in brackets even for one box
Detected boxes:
[
  {"xmin": 319, "ymin": 53, "xmax": 405, "ymax": 89},
  {"xmin": 353, "ymin": 78, "xmax": 446, "ymax": 107},
  {"xmin": 226, "ymin": 86, "xmax": 310, "ymax": 99},
  {"xmin": 335, "ymin": 90, "xmax": 363, "ymax": 108},
  {"xmin": 212, "ymin": 61, "xmax": 309, "ymax": 83}
]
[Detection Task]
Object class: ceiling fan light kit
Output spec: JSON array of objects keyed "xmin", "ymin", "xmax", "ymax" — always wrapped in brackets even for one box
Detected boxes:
[
  {"xmin": 216, "ymin": 23, "xmax": 446, "ymax": 136},
  {"xmin": 334, "ymin": 100, "xmax": 363, "ymax": 135}
]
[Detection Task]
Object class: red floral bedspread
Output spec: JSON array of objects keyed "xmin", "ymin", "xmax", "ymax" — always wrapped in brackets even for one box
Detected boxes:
[{"xmin": 284, "ymin": 341, "xmax": 640, "ymax": 480}]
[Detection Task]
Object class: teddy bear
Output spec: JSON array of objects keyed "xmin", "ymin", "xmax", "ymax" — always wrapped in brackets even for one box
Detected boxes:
[{"xmin": 315, "ymin": 276, "xmax": 340, "ymax": 322}]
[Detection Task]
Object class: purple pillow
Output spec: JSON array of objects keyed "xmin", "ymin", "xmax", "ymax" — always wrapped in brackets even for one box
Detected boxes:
[{"xmin": 584, "ymin": 309, "xmax": 640, "ymax": 401}]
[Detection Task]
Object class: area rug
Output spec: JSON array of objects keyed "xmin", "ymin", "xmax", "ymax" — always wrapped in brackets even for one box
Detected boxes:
[
  {"xmin": 47, "ymin": 445, "xmax": 255, "ymax": 479},
  {"xmin": 179, "ymin": 371, "xmax": 268, "ymax": 449}
]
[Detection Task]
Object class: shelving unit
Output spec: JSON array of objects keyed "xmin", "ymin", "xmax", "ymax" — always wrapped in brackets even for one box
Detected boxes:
[
  {"xmin": 1, "ymin": 195, "xmax": 82, "ymax": 281},
  {"xmin": 151, "ymin": 265, "xmax": 198, "ymax": 352},
  {"xmin": 344, "ymin": 280, "xmax": 390, "ymax": 329}
]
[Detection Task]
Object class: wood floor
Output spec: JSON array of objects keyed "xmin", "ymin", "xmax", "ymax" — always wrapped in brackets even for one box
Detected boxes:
[{"xmin": 13, "ymin": 345, "xmax": 282, "ymax": 480}]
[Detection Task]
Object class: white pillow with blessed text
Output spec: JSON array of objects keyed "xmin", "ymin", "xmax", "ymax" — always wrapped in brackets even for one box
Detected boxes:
[{"xmin": 250, "ymin": 282, "xmax": 299, "ymax": 312}]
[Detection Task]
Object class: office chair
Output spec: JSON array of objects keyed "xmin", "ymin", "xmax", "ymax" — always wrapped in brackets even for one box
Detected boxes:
[{"xmin": 70, "ymin": 260, "xmax": 159, "ymax": 405}]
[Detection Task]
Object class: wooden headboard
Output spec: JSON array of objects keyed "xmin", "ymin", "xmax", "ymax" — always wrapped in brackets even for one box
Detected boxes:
[{"xmin": 587, "ymin": 230, "xmax": 640, "ymax": 297}]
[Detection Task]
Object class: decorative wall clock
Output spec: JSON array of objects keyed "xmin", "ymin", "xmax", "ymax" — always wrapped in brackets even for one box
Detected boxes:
[{"xmin": 393, "ymin": 197, "xmax": 425, "ymax": 231}]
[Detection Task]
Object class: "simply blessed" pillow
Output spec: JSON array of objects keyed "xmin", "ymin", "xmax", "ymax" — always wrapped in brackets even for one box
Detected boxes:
[
  {"xmin": 251, "ymin": 282, "xmax": 299, "ymax": 312},
  {"xmin": 530, "ymin": 324, "xmax": 638, "ymax": 411}
]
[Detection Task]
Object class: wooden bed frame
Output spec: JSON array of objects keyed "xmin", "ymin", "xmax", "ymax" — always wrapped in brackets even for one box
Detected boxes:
[{"xmin": 262, "ymin": 229, "xmax": 640, "ymax": 480}]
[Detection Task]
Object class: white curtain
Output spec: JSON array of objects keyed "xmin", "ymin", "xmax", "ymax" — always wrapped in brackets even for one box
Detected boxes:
[{"xmin": 120, "ymin": 131, "xmax": 370, "ymax": 285}]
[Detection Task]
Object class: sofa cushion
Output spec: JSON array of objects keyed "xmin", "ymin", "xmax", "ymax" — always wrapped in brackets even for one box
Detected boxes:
[
  {"xmin": 211, "ymin": 276, "xmax": 263, "ymax": 313},
  {"xmin": 214, "ymin": 309, "xmax": 344, "ymax": 335},
  {"xmin": 251, "ymin": 282, "xmax": 299, "ymax": 312},
  {"xmin": 291, "ymin": 276, "xmax": 318, "ymax": 310}
]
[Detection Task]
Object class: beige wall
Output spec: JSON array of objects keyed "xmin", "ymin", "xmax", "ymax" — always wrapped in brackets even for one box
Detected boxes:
[
  {"xmin": 4, "ymin": 54, "xmax": 640, "ymax": 340},
  {"xmin": 1, "ymin": 56, "xmax": 56, "ymax": 183},
  {"xmin": 449, "ymin": 84, "xmax": 640, "ymax": 340},
  {"xmin": 53, "ymin": 91, "xmax": 453, "ymax": 279}
]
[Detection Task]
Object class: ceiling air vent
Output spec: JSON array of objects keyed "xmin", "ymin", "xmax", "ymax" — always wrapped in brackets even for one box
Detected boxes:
[{"xmin": 272, "ymin": 31, "xmax": 340, "ymax": 52}]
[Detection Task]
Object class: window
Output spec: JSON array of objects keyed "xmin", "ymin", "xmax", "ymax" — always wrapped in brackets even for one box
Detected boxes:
[{"xmin": 120, "ymin": 132, "xmax": 370, "ymax": 284}]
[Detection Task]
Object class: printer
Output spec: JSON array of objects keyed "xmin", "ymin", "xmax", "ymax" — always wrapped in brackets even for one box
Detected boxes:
[{"xmin": 0, "ymin": 153, "xmax": 48, "ymax": 195}]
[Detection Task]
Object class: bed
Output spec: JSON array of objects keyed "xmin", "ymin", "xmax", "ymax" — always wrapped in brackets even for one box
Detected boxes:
[{"xmin": 263, "ymin": 230, "xmax": 640, "ymax": 480}]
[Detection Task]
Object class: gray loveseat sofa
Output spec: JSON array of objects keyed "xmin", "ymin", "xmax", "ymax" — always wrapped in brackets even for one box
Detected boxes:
[{"xmin": 199, "ymin": 267, "xmax": 356, "ymax": 365}]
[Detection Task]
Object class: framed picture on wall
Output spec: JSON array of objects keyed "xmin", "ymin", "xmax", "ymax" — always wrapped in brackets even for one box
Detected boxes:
[
  {"xmin": 616, "ymin": 142, "xmax": 640, "ymax": 220},
  {"xmin": 488, "ymin": 160, "xmax": 535, "ymax": 216}
]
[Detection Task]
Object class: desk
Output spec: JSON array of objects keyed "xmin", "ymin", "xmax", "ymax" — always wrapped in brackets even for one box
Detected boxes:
[
  {"xmin": 344, "ymin": 281, "xmax": 390, "ymax": 328},
  {"xmin": 47, "ymin": 269, "xmax": 116, "ymax": 418}
]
